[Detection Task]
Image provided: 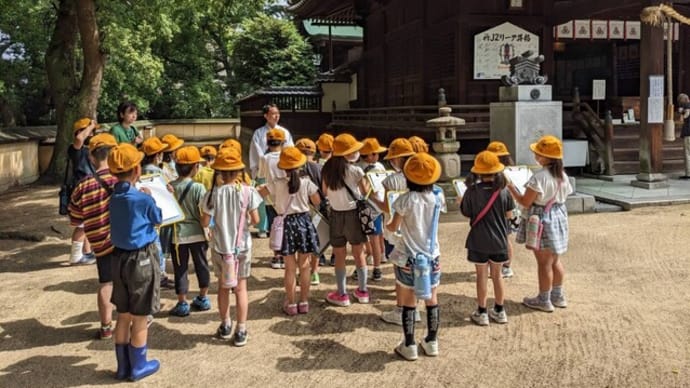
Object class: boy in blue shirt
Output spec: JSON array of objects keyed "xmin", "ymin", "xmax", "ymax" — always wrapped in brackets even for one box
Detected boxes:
[{"xmin": 108, "ymin": 143, "xmax": 162, "ymax": 381}]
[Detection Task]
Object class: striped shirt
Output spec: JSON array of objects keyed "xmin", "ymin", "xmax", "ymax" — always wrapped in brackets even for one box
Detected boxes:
[{"xmin": 68, "ymin": 168, "xmax": 117, "ymax": 257}]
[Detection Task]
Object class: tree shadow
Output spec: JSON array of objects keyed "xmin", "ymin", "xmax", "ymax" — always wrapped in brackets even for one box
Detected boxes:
[
  {"xmin": 275, "ymin": 339, "xmax": 392, "ymax": 373},
  {"xmin": 44, "ymin": 278, "xmax": 97, "ymax": 295},
  {"xmin": 0, "ymin": 355, "xmax": 113, "ymax": 387},
  {"xmin": 0, "ymin": 242, "xmax": 69, "ymax": 273},
  {"xmin": 60, "ymin": 311, "xmax": 99, "ymax": 326},
  {"xmin": 0, "ymin": 319, "xmax": 93, "ymax": 351}
]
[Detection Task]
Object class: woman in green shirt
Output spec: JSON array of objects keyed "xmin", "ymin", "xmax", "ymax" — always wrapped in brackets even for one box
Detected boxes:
[{"xmin": 111, "ymin": 101, "xmax": 143, "ymax": 145}]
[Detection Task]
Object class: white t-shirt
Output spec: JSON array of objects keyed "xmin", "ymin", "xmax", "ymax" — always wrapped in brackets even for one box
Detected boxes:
[
  {"xmin": 258, "ymin": 151, "xmax": 286, "ymax": 203},
  {"xmin": 392, "ymin": 190, "xmax": 446, "ymax": 261},
  {"xmin": 525, "ymin": 168, "xmax": 573, "ymax": 206},
  {"xmin": 200, "ymin": 184, "xmax": 263, "ymax": 255},
  {"xmin": 273, "ymin": 177, "xmax": 319, "ymax": 215},
  {"xmin": 324, "ymin": 164, "xmax": 365, "ymax": 211},
  {"xmin": 249, "ymin": 125, "xmax": 293, "ymax": 178}
]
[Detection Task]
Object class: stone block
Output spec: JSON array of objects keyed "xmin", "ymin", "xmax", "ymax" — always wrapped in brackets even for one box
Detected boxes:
[
  {"xmin": 434, "ymin": 152, "xmax": 461, "ymax": 182},
  {"xmin": 499, "ymin": 85, "xmax": 552, "ymax": 102},
  {"xmin": 431, "ymin": 141, "xmax": 460, "ymax": 154}
]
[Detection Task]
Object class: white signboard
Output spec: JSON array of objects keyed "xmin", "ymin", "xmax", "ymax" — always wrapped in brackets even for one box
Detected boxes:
[
  {"xmin": 474, "ymin": 22, "xmax": 539, "ymax": 80},
  {"xmin": 648, "ymin": 97, "xmax": 664, "ymax": 124},
  {"xmin": 649, "ymin": 75, "xmax": 664, "ymax": 97},
  {"xmin": 592, "ymin": 79, "xmax": 606, "ymax": 100}
]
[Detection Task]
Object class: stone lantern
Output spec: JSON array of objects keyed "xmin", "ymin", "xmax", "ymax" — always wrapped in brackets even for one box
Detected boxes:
[{"xmin": 426, "ymin": 106, "xmax": 464, "ymax": 181}]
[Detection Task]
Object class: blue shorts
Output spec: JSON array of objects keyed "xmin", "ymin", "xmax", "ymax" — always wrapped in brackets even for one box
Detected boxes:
[
  {"xmin": 373, "ymin": 214, "xmax": 384, "ymax": 235},
  {"xmin": 394, "ymin": 257, "xmax": 441, "ymax": 290}
]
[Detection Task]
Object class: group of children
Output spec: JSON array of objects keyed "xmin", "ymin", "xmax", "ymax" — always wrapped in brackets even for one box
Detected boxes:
[{"xmin": 66, "ymin": 110, "xmax": 573, "ymax": 377}]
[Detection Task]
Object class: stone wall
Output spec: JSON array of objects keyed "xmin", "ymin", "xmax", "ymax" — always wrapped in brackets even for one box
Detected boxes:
[{"xmin": 0, "ymin": 141, "xmax": 39, "ymax": 192}]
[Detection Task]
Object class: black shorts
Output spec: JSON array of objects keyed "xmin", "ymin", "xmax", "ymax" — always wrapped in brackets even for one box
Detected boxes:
[
  {"xmin": 96, "ymin": 253, "xmax": 114, "ymax": 283},
  {"xmin": 329, "ymin": 209, "xmax": 367, "ymax": 247},
  {"xmin": 111, "ymin": 242, "xmax": 161, "ymax": 316},
  {"xmin": 467, "ymin": 250, "xmax": 509, "ymax": 265}
]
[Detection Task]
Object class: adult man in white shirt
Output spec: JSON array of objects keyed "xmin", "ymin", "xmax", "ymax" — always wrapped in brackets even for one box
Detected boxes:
[{"xmin": 249, "ymin": 104, "xmax": 294, "ymax": 178}]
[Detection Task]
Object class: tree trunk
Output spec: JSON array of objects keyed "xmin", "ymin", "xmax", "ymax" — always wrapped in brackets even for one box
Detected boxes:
[{"xmin": 43, "ymin": 0, "xmax": 105, "ymax": 183}]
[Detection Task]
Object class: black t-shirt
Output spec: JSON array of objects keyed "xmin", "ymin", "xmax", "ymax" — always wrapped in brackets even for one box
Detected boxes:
[
  {"xmin": 460, "ymin": 182, "xmax": 515, "ymax": 254},
  {"xmin": 68, "ymin": 145, "xmax": 93, "ymax": 184}
]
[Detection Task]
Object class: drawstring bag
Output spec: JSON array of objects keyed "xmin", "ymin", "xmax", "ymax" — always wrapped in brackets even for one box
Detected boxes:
[
  {"xmin": 344, "ymin": 184, "xmax": 376, "ymax": 235},
  {"xmin": 269, "ymin": 194, "xmax": 295, "ymax": 252},
  {"xmin": 221, "ymin": 185, "xmax": 249, "ymax": 288}
]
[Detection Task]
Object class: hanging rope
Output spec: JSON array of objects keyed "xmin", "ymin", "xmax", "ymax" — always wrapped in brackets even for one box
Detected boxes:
[{"xmin": 641, "ymin": 4, "xmax": 690, "ymax": 27}]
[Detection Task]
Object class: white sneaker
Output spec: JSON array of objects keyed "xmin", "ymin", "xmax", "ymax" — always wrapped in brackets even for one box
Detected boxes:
[
  {"xmin": 419, "ymin": 339, "xmax": 439, "ymax": 357},
  {"xmin": 523, "ymin": 295, "xmax": 555, "ymax": 312},
  {"xmin": 501, "ymin": 266, "xmax": 514, "ymax": 278},
  {"xmin": 470, "ymin": 310, "xmax": 489, "ymax": 326},
  {"xmin": 394, "ymin": 341, "xmax": 418, "ymax": 361},
  {"xmin": 488, "ymin": 308, "xmax": 508, "ymax": 324},
  {"xmin": 551, "ymin": 293, "xmax": 568, "ymax": 308},
  {"xmin": 380, "ymin": 308, "xmax": 422, "ymax": 325}
]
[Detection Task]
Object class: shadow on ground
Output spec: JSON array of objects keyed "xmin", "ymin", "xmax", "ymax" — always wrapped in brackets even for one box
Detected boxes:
[
  {"xmin": 0, "ymin": 356, "xmax": 112, "ymax": 387},
  {"xmin": 276, "ymin": 339, "xmax": 391, "ymax": 373}
]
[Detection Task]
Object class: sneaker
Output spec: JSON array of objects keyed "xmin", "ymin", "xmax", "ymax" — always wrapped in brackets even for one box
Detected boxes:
[
  {"xmin": 99, "ymin": 324, "xmax": 113, "ymax": 340},
  {"xmin": 351, "ymin": 269, "xmax": 358, "ymax": 280},
  {"xmin": 298, "ymin": 302, "xmax": 309, "ymax": 314},
  {"xmin": 146, "ymin": 315, "xmax": 154, "ymax": 328},
  {"xmin": 191, "ymin": 295, "xmax": 211, "ymax": 311},
  {"xmin": 318, "ymin": 255, "xmax": 326, "ymax": 266},
  {"xmin": 551, "ymin": 293, "xmax": 568, "ymax": 308},
  {"xmin": 170, "ymin": 301, "xmax": 190, "ymax": 317},
  {"xmin": 501, "ymin": 265, "xmax": 514, "ymax": 278},
  {"xmin": 310, "ymin": 272, "xmax": 320, "ymax": 286},
  {"xmin": 372, "ymin": 267, "xmax": 383, "ymax": 281},
  {"xmin": 257, "ymin": 231, "xmax": 268, "ymax": 238},
  {"xmin": 325, "ymin": 291, "xmax": 350, "ymax": 307},
  {"xmin": 381, "ymin": 308, "xmax": 403, "ymax": 325},
  {"xmin": 419, "ymin": 339, "xmax": 439, "ymax": 357},
  {"xmin": 381, "ymin": 255, "xmax": 388, "ymax": 264},
  {"xmin": 72, "ymin": 253, "xmax": 96, "ymax": 265},
  {"xmin": 160, "ymin": 276, "xmax": 175, "ymax": 289},
  {"xmin": 283, "ymin": 303, "xmax": 298, "ymax": 316},
  {"xmin": 216, "ymin": 323, "xmax": 232, "ymax": 340},
  {"xmin": 489, "ymin": 308, "xmax": 508, "ymax": 324},
  {"xmin": 352, "ymin": 288, "xmax": 370, "ymax": 304},
  {"xmin": 233, "ymin": 330, "xmax": 248, "ymax": 347},
  {"xmin": 329, "ymin": 254, "xmax": 335, "ymax": 266},
  {"xmin": 271, "ymin": 256, "xmax": 282, "ymax": 269},
  {"xmin": 394, "ymin": 341, "xmax": 418, "ymax": 361},
  {"xmin": 523, "ymin": 295, "xmax": 555, "ymax": 312},
  {"xmin": 470, "ymin": 310, "xmax": 489, "ymax": 326},
  {"xmin": 279, "ymin": 257, "xmax": 285, "ymax": 269}
]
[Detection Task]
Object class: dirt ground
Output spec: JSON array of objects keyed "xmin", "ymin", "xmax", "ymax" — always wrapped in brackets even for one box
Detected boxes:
[{"xmin": 0, "ymin": 184, "xmax": 688, "ymax": 388}]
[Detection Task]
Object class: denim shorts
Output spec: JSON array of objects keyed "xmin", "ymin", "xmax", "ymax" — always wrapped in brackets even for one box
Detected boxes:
[
  {"xmin": 393, "ymin": 257, "xmax": 441, "ymax": 290},
  {"xmin": 373, "ymin": 214, "xmax": 384, "ymax": 235}
]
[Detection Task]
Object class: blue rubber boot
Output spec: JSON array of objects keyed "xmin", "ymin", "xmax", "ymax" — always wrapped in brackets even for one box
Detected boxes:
[
  {"xmin": 128, "ymin": 344, "xmax": 160, "ymax": 381},
  {"xmin": 114, "ymin": 344, "xmax": 130, "ymax": 380}
]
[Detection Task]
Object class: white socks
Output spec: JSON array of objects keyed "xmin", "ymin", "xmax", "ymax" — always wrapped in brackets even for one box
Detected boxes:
[{"xmin": 70, "ymin": 240, "xmax": 84, "ymax": 263}]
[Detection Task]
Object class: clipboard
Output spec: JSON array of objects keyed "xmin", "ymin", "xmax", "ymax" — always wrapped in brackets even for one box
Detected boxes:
[
  {"xmin": 386, "ymin": 190, "xmax": 406, "ymax": 216},
  {"xmin": 366, "ymin": 170, "xmax": 394, "ymax": 196},
  {"xmin": 452, "ymin": 179, "xmax": 467, "ymax": 197},
  {"xmin": 503, "ymin": 165, "xmax": 533, "ymax": 195},
  {"xmin": 310, "ymin": 207, "xmax": 330, "ymax": 255},
  {"xmin": 136, "ymin": 174, "xmax": 185, "ymax": 226}
]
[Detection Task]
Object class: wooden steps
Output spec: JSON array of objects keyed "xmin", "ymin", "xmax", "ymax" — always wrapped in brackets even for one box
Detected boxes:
[{"xmin": 611, "ymin": 123, "xmax": 685, "ymax": 174}]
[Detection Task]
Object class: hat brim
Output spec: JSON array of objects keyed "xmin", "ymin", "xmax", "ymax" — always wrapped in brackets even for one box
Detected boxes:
[
  {"xmin": 491, "ymin": 150, "xmax": 510, "ymax": 156},
  {"xmin": 333, "ymin": 141, "xmax": 364, "ymax": 157},
  {"xmin": 210, "ymin": 161, "xmax": 245, "ymax": 171},
  {"xmin": 529, "ymin": 142, "xmax": 562, "ymax": 159},
  {"xmin": 166, "ymin": 139, "xmax": 185, "ymax": 152},
  {"xmin": 384, "ymin": 150, "xmax": 415, "ymax": 160},
  {"xmin": 470, "ymin": 164, "xmax": 505, "ymax": 175},
  {"xmin": 406, "ymin": 166, "xmax": 442, "ymax": 185},
  {"xmin": 278, "ymin": 154, "xmax": 307, "ymax": 170},
  {"xmin": 177, "ymin": 157, "xmax": 204, "ymax": 165},
  {"xmin": 144, "ymin": 143, "xmax": 169, "ymax": 156}
]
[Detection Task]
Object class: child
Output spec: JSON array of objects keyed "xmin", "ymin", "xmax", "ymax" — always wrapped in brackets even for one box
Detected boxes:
[
  {"xmin": 271, "ymin": 146, "xmax": 321, "ymax": 315},
  {"xmin": 386, "ymin": 152, "xmax": 445, "ymax": 360},
  {"xmin": 68, "ymin": 133, "xmax": 118, "ymax": 339},
  {"xmin": 460, "ymin": 151, "xmax": 515, "ymax": 326},
  {"xmin": 160, "ymin": 134, "xmax": 185, "ymax": 182},
  {"xmin": 322, "ymin": 134, "xmax": 371, "ymax": 306},
  {"xmin": 110, "ymin": 102, "xmax": 143, "ymax": 146},
  {"xmin": 108, "ymin": 143, "xmax": 162, "ymax": 381},
  {"xmin": 508, "ymin": 135, "xmax": 573, "ymax": 312},
  {"xmin": 168, "ymin": 146, "xmax": 211, "ymax": 317},
  {"xmin": 487, "ymin": 141, "xmax": 517, "ymax": 279},
  {"xmin": 258, "ymin": 129, "xmax": 286, "ymax": 269},
  {"xmin": 68, "ymin": 118, "xmax": 98, "ymax": 265},
  {"xmin": 194, "ymin": 145, "xmax": 217, "ymax": 190},
  {"xmin": 356, "ymin": 137, "xmax": 387, "ymax": 282},
  {"xmin": 375, "ymin": 138, "xmax": 417, "ymax": 325},
  {"xmin": 220, "ymin": 138, "xmax": 252, "ymax": 185},
  {"xmin": 408, "ymin": 136, "xmax": 429, "ymax": 153},
  {"xmin": 201, "ymin": 147, "xmax": 262, "ymax": 346},
  {"xmin": 315, "ymin": 133, "xmax": 334, "ymax": 165},
  {"xmin": 295, "ymin": 138, "xmax": 327, "ymax": 284}
]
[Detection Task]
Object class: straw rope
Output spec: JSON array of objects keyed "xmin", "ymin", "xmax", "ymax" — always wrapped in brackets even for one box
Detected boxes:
[{"xmin": 641, "ymin": 4, "xmax": 690, "ymax": 26}]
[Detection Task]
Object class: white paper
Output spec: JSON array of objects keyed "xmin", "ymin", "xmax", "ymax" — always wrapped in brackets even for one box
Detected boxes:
[
  {"xmin": 503, "ymin": 165, "xmax": 533, "ymax": 195},
  {"xmin": 366, "ymin": 171, "xmax": 393, "ymax": 195},
  {"xmin": 592, "ymin": 79, "xmax": 606, "ymax": 100},
  {"xmin": 649, "ymin": 75, "xmax": 664, "ymax": 98},
  {"xmin": 311, "ymin": 210, "xmax": 330, "ymax": 255},
  {"xmin": 647, "ymin": 96, "xmax": 664, "ymax": 124},
  {"xmin": 452, "ymin": 179, "xmax": 467, "ymax": 197},
  {"xmin": 135, "ymin": 174, "xmax": 185, "ymax": 226}
]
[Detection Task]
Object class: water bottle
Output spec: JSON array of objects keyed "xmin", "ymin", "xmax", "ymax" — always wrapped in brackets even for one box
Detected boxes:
[
  {"xmin": 525, "ymin": 214, "xmax": 541, "ymax": 250},
  {"xmin": 221, "ymin": 254, "xmax": 238, "ymax": 288},
  {"xmin": 413, "ymin": 253, "xmax": 432, "ymax": 300}
]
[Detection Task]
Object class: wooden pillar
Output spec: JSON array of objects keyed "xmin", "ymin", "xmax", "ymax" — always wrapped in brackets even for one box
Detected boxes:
[{"xmin": 633, "ymin": 12, "xmax": 669, "ymax": 188}]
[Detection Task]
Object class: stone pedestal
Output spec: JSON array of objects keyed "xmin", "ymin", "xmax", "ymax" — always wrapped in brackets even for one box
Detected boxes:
[
  {"xmin": 489, "ymin": 101, "xmax": 563, "ymax": 165},
  {"xmin": 631, "ymin": 173, "xmax": 670, "ymax": 189},
  {"xmin": 499, "ymin": 85, "xmax": 552, "ymax": 102}
]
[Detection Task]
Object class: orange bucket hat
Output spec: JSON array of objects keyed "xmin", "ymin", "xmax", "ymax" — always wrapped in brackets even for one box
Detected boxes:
[
  {"xmin": 219, "ymin": 138, "xmax": 242, "ymax": 153},
  {"xmin": 471, "ymin": 151, "xmax": 505, "ymax": 175},
  {"xmin": 360, "ymin": 138, "xmax": 388, "ymax": 155},
  {"xmin": 278, "ymin": 146, "xmax": 307, "ymax": 170},
  {"xmin": 332, "ymin": 133, "xmax": 364, "ymax": 157},
  {"xmin": 88, "ymin": 133, "xmax": 117, "ymax": 152},
  {"xmin": 267, "ymin": 128, "xmax": 286, "ymax": 142},
  {"xmin": 408, "ymin": 136, "xmax": 429, "ymax": 153},
  {"xmin": 487, "ymin": 141, "xmax": 510, "ymax": 156},
  {"xmin": 384, "ymin": 138, "xmax": 416, "ymax": 160},
  {"xmin": 73, "ymin": 118, "xmax": 101, "ymax": 134},
  {"xmin": 316, "ymin": 133, "xmax": 334, "ymax": 152},
  {"xmin": 176, "ymin": 146, "xmax": 204, "ymax": 165},
  {"xmin": 211, "ymin": 147, "xmax": 245, "ymax": 171},
  {"xmin": 141, "ymin": 136, "xmax": 169, "ymax": 156},
  {"xmin": 530, "ymin": 135, "xmax": 563, "ymax": 159},
  {"xmin": 403, "ymin": 153, "xmax": 441, "ymax": 185},
  {"xmin": 108, "ymin": 143, "xmax": 144, "ymax": 174},
  {"xmin": 161, "ymin": 134, "xmax": 185, "ymax": 152},
  {"xmin": 200, "ymin": 145, "xmax": 218, "ymax": 158},
  {"xmin": 295, "ymin": 138, "xmax": 316, "ymax": 154}
]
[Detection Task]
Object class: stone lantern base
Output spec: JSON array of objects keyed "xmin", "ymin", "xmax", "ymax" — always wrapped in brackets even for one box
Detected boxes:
[{"xmin": 435, "ymin": 152, "xmax": 461, "ymax": 182}]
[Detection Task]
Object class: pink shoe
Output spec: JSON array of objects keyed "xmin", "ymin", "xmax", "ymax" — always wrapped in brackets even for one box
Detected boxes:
[
  {"xmin": 283, "ymin": 303, "xmax": 298, "ymax": 316},
  {"xmin": 298, "ymin": 302, "xmax": 309, "ymax": 314},
  {"xmin": 352, "ymin": 288, "xmax": 370, "ymax": 304},
  {"xmin": 325, "ymin": 291, "xmax": 351, "ymax": 307}
]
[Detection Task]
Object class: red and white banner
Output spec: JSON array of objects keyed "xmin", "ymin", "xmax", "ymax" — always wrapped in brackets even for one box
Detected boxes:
[
  {"xmin": 592, "ymin": 20, "xmax": 608, "ymax": 39},
  {"xmin": 553, "ymin": 20, "xmax": 678, "ymax": 41}
]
